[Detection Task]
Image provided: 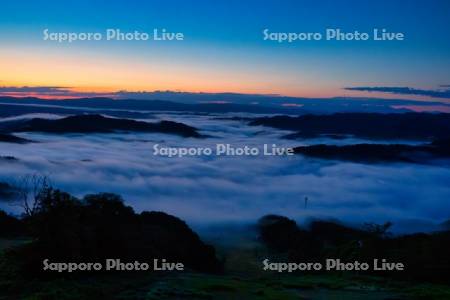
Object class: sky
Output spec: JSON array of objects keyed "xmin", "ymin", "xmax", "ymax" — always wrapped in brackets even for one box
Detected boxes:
[{"xmin": 0, "ymin": 0, "xmax": 449, "ymax": 101}]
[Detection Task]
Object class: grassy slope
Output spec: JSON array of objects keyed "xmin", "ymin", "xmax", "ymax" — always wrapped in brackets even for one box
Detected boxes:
[{"xmin": 1, "ymin": 238, "xmax": 450, "ymax": 300}]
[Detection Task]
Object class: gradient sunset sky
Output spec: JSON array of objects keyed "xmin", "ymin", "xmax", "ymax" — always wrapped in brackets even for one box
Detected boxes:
[{"xmin": 0, "ymin": 0, "xmax": 449, "ymax": 101}]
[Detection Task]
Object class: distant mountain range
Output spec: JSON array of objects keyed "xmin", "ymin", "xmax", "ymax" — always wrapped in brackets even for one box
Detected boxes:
[
  {"xmin": 63, "ymin": 91, "xmax": 450, "ymax": 113},
  {"xmin": 1, "ymin": 95, "xmax": 449, "ymax": 115},
  {"xmin": 0, "ymin": 96, "xmax": 300, "ymax": 116}
]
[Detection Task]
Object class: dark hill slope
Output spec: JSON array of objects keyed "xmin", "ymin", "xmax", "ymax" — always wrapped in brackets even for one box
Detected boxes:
[
  {"xmin": 0, "ymin": 114, "xmax": 201, "ymax": 138},
  {"xmin": 250, "ymin": 113, "xmax": 450, "ymax": 140}
]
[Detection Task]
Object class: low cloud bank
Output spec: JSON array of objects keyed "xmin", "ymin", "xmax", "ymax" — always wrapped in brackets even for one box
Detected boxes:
[{"xmin": 1, "ymin": 114, "xmax": 450, "ymax": 233}]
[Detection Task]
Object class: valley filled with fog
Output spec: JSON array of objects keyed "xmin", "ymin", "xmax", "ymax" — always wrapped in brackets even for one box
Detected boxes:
[{"xmin": 1, "ymin": 111, "xmax": 450, "ymax": 234}]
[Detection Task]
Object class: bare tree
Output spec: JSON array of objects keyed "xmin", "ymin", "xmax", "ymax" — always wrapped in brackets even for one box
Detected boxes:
[{"xmin": 11, "ymin": 174, "xmax": 51, "ymax": 217}]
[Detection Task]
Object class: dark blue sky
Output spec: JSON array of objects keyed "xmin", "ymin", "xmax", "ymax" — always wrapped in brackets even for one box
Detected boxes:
[{"xmin": 1, "ymin": 0, "xmax": 449, "ymax": 99}]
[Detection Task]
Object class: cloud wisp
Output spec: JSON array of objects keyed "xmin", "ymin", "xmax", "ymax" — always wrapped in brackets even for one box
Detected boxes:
[
  {"xmin": 345, "ymin": 86, "xmax": 450, "ymax": 99},
  {"xmin": 0, "ymin": 86, "xmax": 115, "ymax": 98}
]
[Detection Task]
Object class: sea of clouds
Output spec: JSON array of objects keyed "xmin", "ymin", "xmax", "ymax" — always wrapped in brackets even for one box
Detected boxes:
[{"xmin": 1, "ymin": 112, "xmax": 450, "ymax": 233}]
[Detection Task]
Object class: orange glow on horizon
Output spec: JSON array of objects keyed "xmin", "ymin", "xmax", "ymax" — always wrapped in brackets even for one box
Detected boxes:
[
  {"xmin": 1, "ymin": 48, "xmax": 448, "ymax": 102},
  {"xmin": 0, "ymin": 84, "xmax": 448, "ymax": 102},
  {"xmin": 0, "ymin": 45, "xmax": 338, "ymax": 99}
]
